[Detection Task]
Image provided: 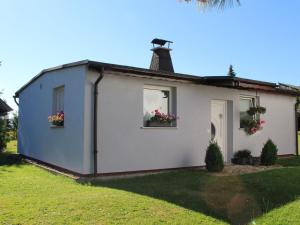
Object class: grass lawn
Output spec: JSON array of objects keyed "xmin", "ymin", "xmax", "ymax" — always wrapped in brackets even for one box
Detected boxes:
[
  {"xmin": 298, "ymin": 131, "xmax": 300, "ymax": 155},
  {"xmin": 1, "ymin": 141, "xmax": 300, "ymax": 225},
  {"xmin": 277, "ymin": 156, "xmax": 300, "ymax": 167}
]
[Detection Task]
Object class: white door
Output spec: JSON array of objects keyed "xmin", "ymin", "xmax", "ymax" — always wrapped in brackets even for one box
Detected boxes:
[{"xmin": 211, "ymin": 100, "xmax": 227, "ymax": 162}]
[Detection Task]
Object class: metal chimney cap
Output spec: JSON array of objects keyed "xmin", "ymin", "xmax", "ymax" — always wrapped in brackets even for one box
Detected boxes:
[{"xmin": 151, "ymin": 38, "xmax": 173, "ymax": 47}]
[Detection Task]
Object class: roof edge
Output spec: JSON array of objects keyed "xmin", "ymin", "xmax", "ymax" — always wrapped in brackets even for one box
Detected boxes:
[
  {"xmin": 15, "ymin": 60, "xmax": 90, "ymax": 97},
  {"xmin": 0, "ymin": 99, "xmax": 13, "ymax": 114},
  {"xmin": 14, "ymin": 60, "xmax": 300, "ymax": 98}
]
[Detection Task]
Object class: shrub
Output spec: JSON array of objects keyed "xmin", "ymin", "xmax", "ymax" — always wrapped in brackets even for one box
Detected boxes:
[
  {"xmin": 234, "ymin": 149, "xmax": 251, "ymax": 158},
  {"xmin": 0, "ymin": 118, "xmax": 10, "ymax": 151},
  {"xmin": 232, "ymin": 149, "xmax": 253, "ymax": 165},
  {"xmin": 205, "ymin": 141, "xmax": 224, "ymax": 172},
  {"xmin": 261, "ymin": 139, "xmax": 278, "ymax": 166}
]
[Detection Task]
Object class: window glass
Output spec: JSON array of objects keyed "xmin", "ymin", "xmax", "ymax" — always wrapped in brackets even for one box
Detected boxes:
[
  {"xmin": 240, "ymin": 97, "xmax": 255, "ymax": 128},
  {"xmin": 143, "ymin": 86, "xmax": 172, "ymax": 127},
  {"xmin": 53, "ymin": 86, "xmax": 64, "ymax": 113}
]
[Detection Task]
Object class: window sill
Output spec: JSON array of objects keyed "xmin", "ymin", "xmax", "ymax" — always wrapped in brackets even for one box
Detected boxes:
[
  {"xmin": 141, "ymin": 126, "xmax": 177, "ymax": 129},
  {"xmin": 50, "ymin": 125, "xmax": 64, "ymax": 128}
]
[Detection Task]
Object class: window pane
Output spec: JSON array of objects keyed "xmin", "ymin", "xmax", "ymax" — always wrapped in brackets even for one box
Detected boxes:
[
  {"xmin": 53, "ymin": 86, "xmax": 64, "ymax": 113},
  {"xmin": 240, "ymin": 98, "xmax": 254, "ymax": 128},
  {"xmin": 240, "ymin": 99, "xmax": 251, "ymax": 112},
  {"xmin": 143, "ymin": 88, "xmax": 169, "ymax": 124}
]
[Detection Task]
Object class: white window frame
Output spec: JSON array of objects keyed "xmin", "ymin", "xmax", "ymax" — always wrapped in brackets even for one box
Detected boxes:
[
  {"xmin": 53, "ymin": 85, "xmax": 64, "ymax": 114},
  {"xmin": 143, "ymin": 85, "xmax": 174, "ymax": 127},
  {"xmin": 239, "ymin": 95, "xmax": 256, "ymax": 128}
]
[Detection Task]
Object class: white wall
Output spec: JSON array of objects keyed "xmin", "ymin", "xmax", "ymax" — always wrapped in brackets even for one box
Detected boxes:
[
  {"xmin": 18, "ymin": 65, "xmax": 87, "ymax": 174},
  {"xmin": 85, "ymin": 72, "xmax": 297, "ymax": 174},
  {"xmin": 19, "ymin": 67, "xmax": 296, "ymax": 175},
  {"xmin": 235, "ymin": 92, "xmax": 296, "ymax": 156}
]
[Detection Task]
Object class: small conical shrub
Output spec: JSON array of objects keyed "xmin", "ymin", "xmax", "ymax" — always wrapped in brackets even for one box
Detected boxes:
[
  {"xmin": 205, "ymin": 141, "xmax": 224, "ymax": 172},
  {"xmin": 261, "ymin": 139, "xmax": 278, "ymax": 166}
]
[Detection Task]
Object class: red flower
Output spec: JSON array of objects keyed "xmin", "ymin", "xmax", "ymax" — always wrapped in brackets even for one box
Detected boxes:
[{"xmin": 148, "ymin": 109, "xmax": 179, "ymax": 123}]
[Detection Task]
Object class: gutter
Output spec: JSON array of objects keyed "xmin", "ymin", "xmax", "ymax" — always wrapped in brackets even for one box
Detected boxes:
[
  {"xmin": 93, "ymin": 67, "xmax": 104, "ymax": 176},
  {"xmin": 13, "ymin": 95, "xmax": 19, "ymax": 106}
]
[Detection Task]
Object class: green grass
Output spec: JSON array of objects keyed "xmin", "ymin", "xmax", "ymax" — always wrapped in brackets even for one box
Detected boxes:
[
  {"xmin": 254, "ymin": 199, "xmax": 300, "ymax": 225},
  {"xmin": 298, "ymin": 131, "xmax": 300, "ymax": 155},
  {"xmin": 1, "ymin": 141, "xmax": 300, "ymax": 225},
  {"xmin": 0, "ymin": 141, "xmax": 225, "ymax": 225},
  {"xmin": 6, "ymin": 140, "xmax": 17, "ymax": 153},
  {"xmin": 277, "ymin": 156, "xmax": 300, "ymax": 167}
]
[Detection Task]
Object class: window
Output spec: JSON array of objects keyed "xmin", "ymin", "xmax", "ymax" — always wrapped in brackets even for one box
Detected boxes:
[
  {"xmin": 53, "ymin": 86, "xmax": 64, "ymax": 113},
  {"xmin": 143, "ymin": 85, "xmax": 175, "ymax": 127},
  {"xmin": 240, "ymin": 96, "xmax": 255, "ymax": 128}
]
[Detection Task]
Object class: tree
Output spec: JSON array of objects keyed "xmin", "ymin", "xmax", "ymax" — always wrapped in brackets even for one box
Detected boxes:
[
  {"xmin": 11, "ymin": 112, "xmax": 18, "ymax": 140},
  {"xmin": 184, "ymin": 0, "xmax": 240, "ymax": 9},
  {"xmin": 0, "ymin": 118, "xmax": 10, "ymax": 151},
  {"xmin": 227, "ymin": 64, "xmax": 236, "ymax": 77}
]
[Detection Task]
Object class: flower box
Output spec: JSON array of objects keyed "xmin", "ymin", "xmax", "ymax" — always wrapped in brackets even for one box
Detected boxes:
[
  {"xmin": 50, "ymin": 121, "xmax": 64, "ymax": 127},
  {"xmin": 48, "ymin": 111, "xmax": 64, "ymax": 127},
  {"xmin": 146, "ymin": 121, "xmax": 173, "ymax": 127},
  {"xmin": 145, "ymin": 109, "xmax": 179, "ymax": 127}
]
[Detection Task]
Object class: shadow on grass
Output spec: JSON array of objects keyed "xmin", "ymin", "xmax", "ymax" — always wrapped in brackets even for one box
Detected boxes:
[
  {"xmin": 0, "ymin": 151, "xmax": 23, "ymax": 166},
  {"xmin": 277, "ymin": 156, "xmax": 300, "ymax": 167},
  {"xmin": 89, "ymin": 170, "xmax": 231, "ymax": 222},
  {"xmin": 241, "ymin": 167, "xmax": 300, "ymax": 213},
  {"xmin": 81, "ymin": 167, "xmax": 300, "ymax": 225}
]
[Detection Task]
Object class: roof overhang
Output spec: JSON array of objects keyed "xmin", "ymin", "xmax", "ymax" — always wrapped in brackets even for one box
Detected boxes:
[
  {"xmin": 0, "ymin": 99, "xmax": 12, "ymax": 115},
  {"xmin": 15, "ymin": 60, "xmax": 300, "ymax": 98},
  {"xmin": 202, "ymin": 76, "xmax": 300, "ymax": 97}
]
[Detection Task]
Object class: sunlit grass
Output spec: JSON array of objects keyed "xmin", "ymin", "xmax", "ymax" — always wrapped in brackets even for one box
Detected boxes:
[
  {"xmin": 1, "ymin": 141, "xmax": 300, "ymax": 225},
  {"xmin": 5, "ymin": 140, "xmax": 17, "ymax": 153}
]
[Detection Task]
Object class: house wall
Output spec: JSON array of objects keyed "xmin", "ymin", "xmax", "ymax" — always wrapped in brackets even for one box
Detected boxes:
[
  {"xmin": 18, "ymin": 65, "xmax": 87, "ymax": 174},
  {"xmin": 236, "ymin": 92, "xmax": 296, "ymax": 156},
  {"xmin": 85, "ymin": 72, "xmax": 296, "ymax": 174}
]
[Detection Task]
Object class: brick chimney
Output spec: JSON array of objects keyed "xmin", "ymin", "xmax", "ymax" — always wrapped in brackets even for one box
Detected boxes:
[{"xmin": 150, "ymin": 38, "xmax": 174, "ymax": 73}]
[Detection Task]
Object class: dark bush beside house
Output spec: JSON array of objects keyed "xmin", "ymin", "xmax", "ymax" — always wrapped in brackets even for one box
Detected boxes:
[
  {"xmin": 205, "ymin": 141, "xmax": 224, "ymax": 172},
  {"xmin": 232, "ymin": 149, "xmax": 253, "ymax": 165},
  {"xmin": 261, "ymin": 139, "xmax": 278, "ymax": 166},
  {"xmin": 0, "ymin": 118, "xmax": 10, "ymax": 152}
]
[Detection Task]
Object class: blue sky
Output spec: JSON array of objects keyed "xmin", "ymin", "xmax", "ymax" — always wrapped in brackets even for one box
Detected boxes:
[{"xmin": 1, "ymin": 0, "xmax": 300, "ymax": 110}]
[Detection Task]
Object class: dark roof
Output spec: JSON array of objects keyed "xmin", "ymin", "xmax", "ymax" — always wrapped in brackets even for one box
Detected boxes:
[
  {"xmin": 202, "ymin": 76, "xmax": 277, "ymax": 87},
  {"xmin": 15, "ymin": 60, "xmax": 300, "ymax": 97},
  {"xmin": 0, "ymin": 99, "xmax": 12, "ymax": 115},
  {"xmin": 278, "ymin": 83, "xmax": 300, "ymax": 91},
  {"xmin": 15, "ymin": 60, "xmax": 201, "ymax": 97}
]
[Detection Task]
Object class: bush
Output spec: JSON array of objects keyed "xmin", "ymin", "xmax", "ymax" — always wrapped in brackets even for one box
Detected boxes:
[
  {"xmin": 261, "ymin": 139, "xmax": 278, "ymax": 166},
  {"xmin": 234, "ymin": 149, "xmax": 251, "ymax": 158},
  {"xmin": 0, "ymin": 118, "xmax": 10, "ymax": 151},
  {"xmin": 232, "ymin": 150, "xmax": 253, "ymax": 165},
  {"xmin": 205, "ymin": 141, "xmax": 224, "ymax": 172}
]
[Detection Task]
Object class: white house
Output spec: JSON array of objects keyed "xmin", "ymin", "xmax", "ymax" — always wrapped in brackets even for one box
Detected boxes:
[{"xmin": 15, "ymin": 39, "xmax": 299, "ymax": 176}]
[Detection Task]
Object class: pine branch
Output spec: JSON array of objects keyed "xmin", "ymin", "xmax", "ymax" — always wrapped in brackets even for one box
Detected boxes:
[{"xmin": 184, "ymin": 0, "xmax": 241, "ymax": 9}]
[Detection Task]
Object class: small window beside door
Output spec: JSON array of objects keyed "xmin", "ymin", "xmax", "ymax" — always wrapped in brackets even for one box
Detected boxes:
[
  {"xmin": 53, "ymin": 86, "xmax": 64, "ymax": 114},
  {"xmin": 240, "ymin": 96, "xmax": 256, "ymax": 128}
]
